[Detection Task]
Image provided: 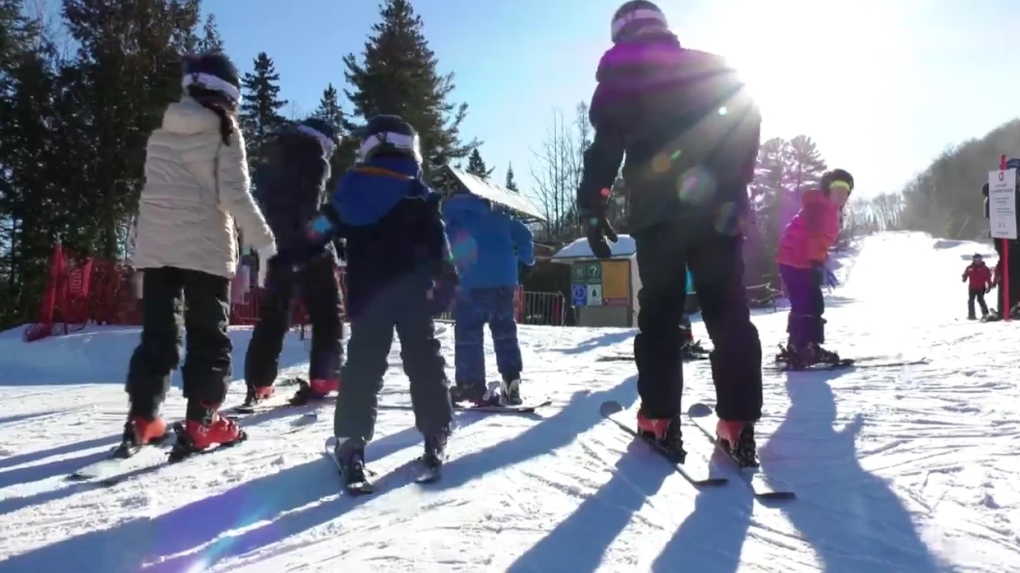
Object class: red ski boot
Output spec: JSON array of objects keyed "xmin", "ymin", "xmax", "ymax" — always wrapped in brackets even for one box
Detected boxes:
[
  {"xmin": 291, "ymin": 378, "xmax": 339, "ymax": 405},
  {"xmin": 716, "ymin": 419, "xmax": 758, "ymax": 468},
  {"xmin": 637, "ymin": 410, "xmax": 685, "ymax": 459},
  {"xmin": 181, "ymin": 402, "xmax": 246, "ymax": 451}
]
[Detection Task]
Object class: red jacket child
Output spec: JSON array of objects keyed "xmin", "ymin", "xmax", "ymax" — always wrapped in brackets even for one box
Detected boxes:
[{"xmin": 962, "ymin": 255, "xmax": 992, "ymax": 292}]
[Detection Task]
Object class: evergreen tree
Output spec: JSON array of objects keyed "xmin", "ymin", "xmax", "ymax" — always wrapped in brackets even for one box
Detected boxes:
[
  {"xmin": 465, "ymin": 148, "xmax": 494, "ymax": 180},
  {"xmin": 196, "ymin": 13, "xmax": 224, "ymax": 53},
  {"xmin": 239, "ymin": 52, "xmax": 288, "ymax": 184},
  {"xmin": 342, "ymin": 0, "xmax": 476, "ymax": 179},
  {"xmin": 505, "ymin": 162, "xmax": 519, "ymax": 192},
  {"xmin": 60, "ymin": 0, "xmax": 203, "ymax": 258},
  {"xmin": 783, "ymin": 135, "xmax": 827, "ymax": 194},
  {"xmin": 312, "ymin": 83, "xmax": 355, "ymax": 182}
]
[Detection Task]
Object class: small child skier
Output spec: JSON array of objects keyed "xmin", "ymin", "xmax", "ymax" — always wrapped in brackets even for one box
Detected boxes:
[
  {"xmin": 243, "ymin": 118, "xmax": 344, "ymax": 407},
  {"xmin": 775, "ymin": 169, "xmax": 854, "ymax": 366},
  {"xmin": 443, "ymin": 194, "xmax": 535, "ymax": 406},
  {"xmin": 299, "ymin": 115, "xmax": 457, "ymax": 486},
  {"xmin": 962, "ymin": 253, "xmax": 992, "ymax": 320},
  {"xmin": 123, "ymin": 52, "xmax": 276, "ymax": 455}
]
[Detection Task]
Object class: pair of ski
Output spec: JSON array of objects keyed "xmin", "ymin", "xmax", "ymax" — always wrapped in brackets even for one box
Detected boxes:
[
  {"xmin": 324, "ymin": 398, "xmax": 552, "ymax": 495},
  {"xmin": 66, "ymin": 393, "xmax": 329, "ymax": 485},
  {"xmin": 600, "ymin": 400, "xmax": 795, "ymax": 500},
  {"xmin": 769, "ymin": 355, "xmax": 928, "ymax": 372},
  {"xmin": 322, "ymin": 437, "xmax": 442, "ymax": 496}
]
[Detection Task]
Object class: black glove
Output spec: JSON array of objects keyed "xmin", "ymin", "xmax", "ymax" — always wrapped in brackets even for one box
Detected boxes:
[
  {"xmin": 810, "ymin": 261, "xmax": 826, "ymax": 286},
  {"xmin": 429, "ymin": 263, "xmax": 459, "ymax": 316},
  {"xmin": 583, "ymin": 212, "xmax": 618, "ymax": 259}
]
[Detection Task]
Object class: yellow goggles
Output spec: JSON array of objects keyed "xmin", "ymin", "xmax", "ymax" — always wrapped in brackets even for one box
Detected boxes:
[{"xmin": 828, "ymin": 180, "xmax": 852, "ymax": 192}]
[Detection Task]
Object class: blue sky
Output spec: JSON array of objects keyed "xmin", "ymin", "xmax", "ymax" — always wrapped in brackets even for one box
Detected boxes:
[{"xmin": 205, "ymin": 0, "xmax": 1014, "ymax": 199}]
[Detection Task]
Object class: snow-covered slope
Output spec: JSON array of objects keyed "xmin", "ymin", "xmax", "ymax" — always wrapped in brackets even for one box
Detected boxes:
[{"xmin": 0, "ymin": 232, "xmax": 1017, "ymax": 572}]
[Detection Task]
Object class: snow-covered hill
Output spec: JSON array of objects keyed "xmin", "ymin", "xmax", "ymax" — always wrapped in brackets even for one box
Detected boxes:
[{"xmin": 0, "ymin": 232, "xmax": 1016, "ymax": 572}]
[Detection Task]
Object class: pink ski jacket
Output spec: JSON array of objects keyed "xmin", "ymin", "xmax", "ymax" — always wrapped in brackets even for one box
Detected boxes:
[{"xmin": 775, "ymin": 189, "xmax": 842, "ymax": 269}]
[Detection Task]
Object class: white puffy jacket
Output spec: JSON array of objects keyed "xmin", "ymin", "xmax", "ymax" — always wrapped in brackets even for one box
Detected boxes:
[{"xmin": 131, "ymin": 96, "xmax": 275, "ymax": 279}]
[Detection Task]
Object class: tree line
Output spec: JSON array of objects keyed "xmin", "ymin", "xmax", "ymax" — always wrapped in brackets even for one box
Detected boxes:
[
  {"xmin": 0, "ymin": 0, "xmax": 498, "ymax": 330},
  {"xmin": 2, "ymin": 0, "xmax": 986, "ymax": 330}
]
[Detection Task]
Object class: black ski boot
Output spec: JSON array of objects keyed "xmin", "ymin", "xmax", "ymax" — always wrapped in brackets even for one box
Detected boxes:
[
  {"xmin": 500, "ymin": 376, "xmax": 522, "ymax": 406},
  {"xmin": 416, "ymin": 427, "xmax": 450, "ymax": 483},
  {"xmin": 450, "ymin": 381, "xmax": 499, "ymax": 406},
  {"xmin": 335, "ymin": 437, "xmax": 372, "ymax": 494}
]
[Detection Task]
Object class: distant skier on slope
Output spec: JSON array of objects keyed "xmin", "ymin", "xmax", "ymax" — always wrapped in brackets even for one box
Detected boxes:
[
  {"xmin": 962, "ymin": 253, "xmax": 992, "ymax": 320},
  {"xmin": 124, "ymin": 52, "xmax": 276, "ymax": 454},
  {"xmin": 576, "ymin": 0, "xmax": 764, "ymax": 466},
  {"xmin": 298, "ymin": 115, "xmax": 458, "ymax": 486},
  {"xmin": 443, "ymin": 194, "xmax": 535, "ymax": 407},
  {"xmin": 242, "ymin": 118, "xmax": 345, "ymax": 407},
  {"xmin": 775, "ymin": 169, "xmax": 854, "ymax": 366}
]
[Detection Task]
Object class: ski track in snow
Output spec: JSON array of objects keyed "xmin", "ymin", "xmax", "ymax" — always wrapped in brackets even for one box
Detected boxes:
[{"xmin": 0, "ymin": 231, "xmax": 1016, "ymax": 572}]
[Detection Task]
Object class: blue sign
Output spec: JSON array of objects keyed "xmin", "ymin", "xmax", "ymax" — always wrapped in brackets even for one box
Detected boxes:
[{"xmin": 571, "ymin": 284, "xmax": 588, "ymax": 306}]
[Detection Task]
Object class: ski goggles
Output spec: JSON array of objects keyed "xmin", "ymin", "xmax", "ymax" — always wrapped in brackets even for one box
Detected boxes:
[{"xmin": 828, "ymin": 180, "xmax": 852, "ymax": 193}]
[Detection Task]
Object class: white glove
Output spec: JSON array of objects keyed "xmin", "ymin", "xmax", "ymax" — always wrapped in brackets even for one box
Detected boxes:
[{"xmin": 256, "ymin": 244, "xmax": 277, "ymax": 287}]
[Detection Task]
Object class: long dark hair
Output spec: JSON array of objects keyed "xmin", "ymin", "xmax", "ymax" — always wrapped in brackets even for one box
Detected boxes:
[{"xmin": 186, "ymin": 84, "xmax": 237, "ymax": 146}]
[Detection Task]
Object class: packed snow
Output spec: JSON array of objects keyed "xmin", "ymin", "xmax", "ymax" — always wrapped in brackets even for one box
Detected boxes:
[{"xmin": 0, "ymin": 232, "xmax": 1017, "ymax": 572}]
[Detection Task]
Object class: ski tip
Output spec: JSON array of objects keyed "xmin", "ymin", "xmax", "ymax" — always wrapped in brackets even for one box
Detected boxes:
[
  {"xmin": 599, "ymin": 400, "xmax": 625, "ymax": 417},
  {"xmin": 697, "ymin": 477, "xmax": 730, "ymax": 487},
  {"xmin": 687, "ymin": 403, "xmax": 714, "ymax": 418}
]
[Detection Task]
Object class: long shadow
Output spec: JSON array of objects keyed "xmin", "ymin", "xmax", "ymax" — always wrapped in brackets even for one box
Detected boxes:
[
  {"xmin": 651, "ymin": 449, "xmax": 754, "ymax": 573},
  {"xmin": 0, "ymin": 402, "xmax": 333, "ymax": 516},
  {"xmin": 0, "ymin": 410, "xmax": 60, "ymax": 426},
  {"xmin": 432, "ymin": 377, "xmax": 637, "ymax": 491},
  {"xmin": 556, "ymin": 331, "xmax": 635, "ymax": 355},
  {"xmin": 0, "ymin": 418, "xmax": 487, "ymax": 573},
  {"xmin": 761, "ymin": 373, "xmax": 955, "ymax": 572},
  {"xmin": 506, "ymin": 439, "xmax": 675, "ymax": 572},
  {"xmin": 0, "ymin": 434, "xmax": 120, "ymax": 472}
]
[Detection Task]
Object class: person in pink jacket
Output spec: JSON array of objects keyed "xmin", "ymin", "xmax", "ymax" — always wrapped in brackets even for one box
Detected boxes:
[{"xmin": 774, "ymin": 169, "xmax": 853, "ymax": 366}]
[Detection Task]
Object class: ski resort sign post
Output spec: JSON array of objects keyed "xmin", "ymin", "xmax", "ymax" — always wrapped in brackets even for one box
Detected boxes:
[{"xmin": 989, "ymin": 156, "xmax": 1017, "ymax": 321}]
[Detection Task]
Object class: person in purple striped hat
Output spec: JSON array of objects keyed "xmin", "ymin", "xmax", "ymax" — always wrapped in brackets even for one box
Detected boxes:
[{"xmin": 576, "ymin": 0, "xmax": 763, "ymax": 467}]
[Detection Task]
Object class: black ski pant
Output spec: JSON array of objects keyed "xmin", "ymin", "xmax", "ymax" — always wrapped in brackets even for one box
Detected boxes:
[
  {"xmin": 244, "ymin": 256, "xmax": 343, "ymax": 388},
  {"xmin": 779, "ymin": 264, "xmax": 825, "ymax": 346},
  {"xmin": 632, "ymin": 219, "xmax": 762, "ymax": 422},
  {"xmin": 333, "ymin": 276, "xmax": 452, "ymax": 442},
  {"xmin": 126, "ymin": 266, "xmax": 232, "ymax": 417},
  {"xmin": 968, "ymin": 288, "xmax": 989, "ymax": 318}
]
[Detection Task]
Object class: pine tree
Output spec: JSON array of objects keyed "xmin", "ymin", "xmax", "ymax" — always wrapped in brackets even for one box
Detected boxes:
[
  {"xmin": 465, "ymin": 148, "xmax": 494, "ymax": 180},
  {"xmin": 239, "ymin": 52, "xmax": 288, "ymax": 184},
  {"xmin": 783, "ymin": 135, "xmax": 827, "ymax": 195},
  {"xmin": 196, "ymin": 14, "xmax": 224, "ymax": 53},
  {"xmin": 312, "ymin": 83, "xmax": 355, "ymax": 182},
  {"xmin": 342, "ymin": 0, "xmax": 476, "ymax": 179},
  {"xmin": 505, "ymin": 162, "xmax": 519, "ymax": 192},
  {"xmin": 60, "ymin": 0, "xmax": 203, "ymax": 257}
]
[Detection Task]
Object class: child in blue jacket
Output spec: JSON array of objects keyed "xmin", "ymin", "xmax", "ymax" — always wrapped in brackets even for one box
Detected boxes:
[
  {"xmin": 299, "ymin": 115, "xmax": 457, "ymax": 486},
  {"xmin": 443, "ymin": 194, "xmax": 535, "ymax": 406}
]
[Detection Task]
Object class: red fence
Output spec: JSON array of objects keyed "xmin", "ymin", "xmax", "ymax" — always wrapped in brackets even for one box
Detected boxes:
[{"xmin": 23, "ymin": 245, "xmax": 566, "ymax": 342}]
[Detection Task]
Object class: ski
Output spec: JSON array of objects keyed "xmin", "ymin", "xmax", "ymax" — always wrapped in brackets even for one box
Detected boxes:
[
  {"xmin": 768, "ymin": 356, "xmax": 927, "ymax": 372},
  {"xmin": 68, "ymin": 422, "xmax": 247, "ymax": 485},
  {"xmin": 454, "ymin": 399, "xmax": 551, "ymax": 414},
  {"xmin": 597, "ymin": 354, "xmax": 709, "ymax": 362},
  {"xmin": 686, "ymin": 403, "xmax": 795, "ymax": 500},
  {"xmin": 599, "ymin": 400, "xmax": 728, "ymax": 487},
  {"xmin": 324, "ymin": 437, "xmax": 376, "ymax": 495}
]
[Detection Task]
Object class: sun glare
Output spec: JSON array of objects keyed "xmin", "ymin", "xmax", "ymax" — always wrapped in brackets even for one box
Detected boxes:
[{"xmin": 690, "ymin": 0, "xmax": 910, "ymax": 137}]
